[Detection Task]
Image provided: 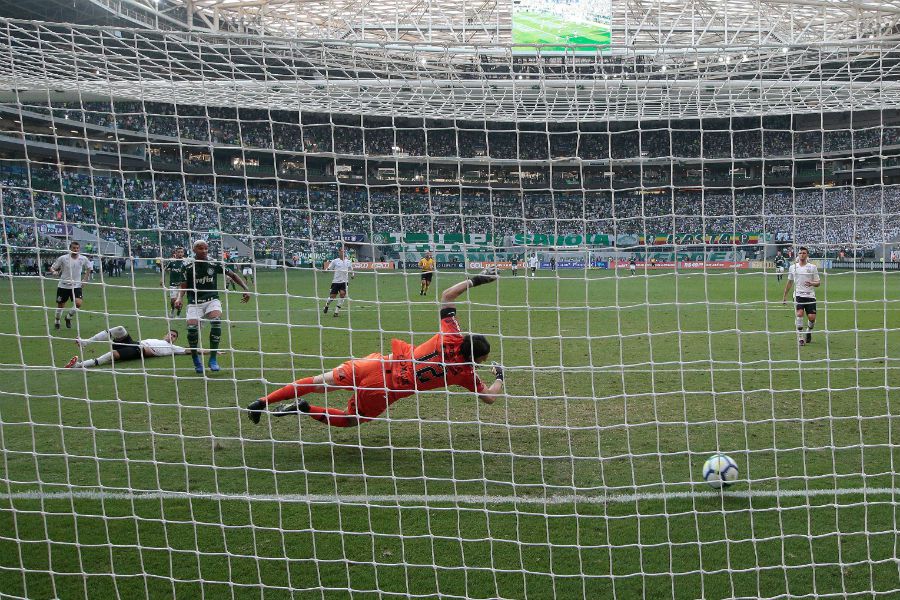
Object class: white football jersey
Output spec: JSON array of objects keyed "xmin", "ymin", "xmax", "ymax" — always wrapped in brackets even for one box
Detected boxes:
[
  {"xmin": 788, "ymin": 262, "xmax": 820, "ymax": 299},
  {"xmin": 52, "ymin": 253, "xmax": 93, "ymax": 289},
  {"xmin": 140, "ymin": 339, "xmax": 188, "ymax": 357},
  {"xmin": 328, "ymin": 258, "xmax": 353, "ymax": 284},
  {"xmin": 528, "ymin": 256, "xmax": 539, "ymax": 268}
]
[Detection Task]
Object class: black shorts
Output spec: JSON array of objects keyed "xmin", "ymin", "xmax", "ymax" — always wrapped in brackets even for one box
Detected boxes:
[
  {"xmin": 330, "ymin": 282, "xmax": 347, "ymax": 295},
  {"xmin": 56, "ymin": 287, "xmax": 83, "ymax": 304},
  {"xmin": 795, "ymin": 297, "xmax": 817, "ymax": 315},
  {"xmin": 112, "ymin": 335, "xmax": 142, "ymax": 361},
  {"xmin": 421, "ymin": 272, "xmax": 433, "ymax": 282}
]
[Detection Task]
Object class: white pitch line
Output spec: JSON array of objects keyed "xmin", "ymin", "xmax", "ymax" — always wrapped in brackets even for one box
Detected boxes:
[
  {"xmin": 4, "ymin": 364, "xmax": 900, "ymax": 375},
  {"xmin": 1, "ymin": 487, "xmax": 898, "ymax": 506},
  {"xmin": 215, "ymin": 306, "xmax": 900, "ymax": 313}
]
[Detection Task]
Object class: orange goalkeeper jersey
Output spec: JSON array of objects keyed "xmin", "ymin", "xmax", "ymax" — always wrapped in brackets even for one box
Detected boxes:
[{"xmin": 388, "ymin": 308, "xmax": 485, "ymax": 395}]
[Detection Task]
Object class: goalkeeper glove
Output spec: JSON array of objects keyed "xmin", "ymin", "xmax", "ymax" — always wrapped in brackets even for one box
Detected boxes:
[
  {"xmin": 491, "ymin": 361, "xmax": 504, "ymax": 381},
  {"xmin": 470, "ymin": 266, "xmax": 499, "ymax": 287}
]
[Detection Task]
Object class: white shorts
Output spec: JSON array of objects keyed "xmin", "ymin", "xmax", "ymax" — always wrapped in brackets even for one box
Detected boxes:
[
  {"xmin": 186, "ymin": 299, "xmax": 223, "ymax": 321},
  {"xmin": 242, "ymin": 267, "xmax": 252, "ymax": 276},
  {"xmin": 169, "ymin": 285, "xmax": 181, "ymax": 299},
  {"xmin": 776, "ymin": 266, "xmax": 785, "ymax": 273}
]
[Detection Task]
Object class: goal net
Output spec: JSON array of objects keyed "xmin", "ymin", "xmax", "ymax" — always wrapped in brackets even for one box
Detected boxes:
[{"xmin": 1, "ymin": 18, "xmax": 899, "ymax": 599}]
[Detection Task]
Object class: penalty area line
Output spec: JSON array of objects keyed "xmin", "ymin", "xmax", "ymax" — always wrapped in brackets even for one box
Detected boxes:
[{"xmin": 2, "ymin": 487, "xmax": 898, "ymax": 506}]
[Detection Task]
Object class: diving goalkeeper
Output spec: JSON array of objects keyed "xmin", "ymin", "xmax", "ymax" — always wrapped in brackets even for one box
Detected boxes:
[{"xmin": 246, "ymin": 269, "xmax": 505, "ymax": 427}]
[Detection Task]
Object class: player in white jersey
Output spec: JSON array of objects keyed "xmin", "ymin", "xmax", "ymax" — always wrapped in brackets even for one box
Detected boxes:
[
  {"xmin": 322, "ymin": 248, "xmax": 354, "ymax": 317},
  {"xmin": 62, "ymin": 325, "xmax": 212, "ymax": 369},
  {"xmin": 528, "ymin": 254, "xmax": 539, "ymax": 277},
  {"xmin": 782, "ymin": 246, "xmax": 821, "ymax": 346},
  {"xmin": 50, "ymin": 241, "xmax": 93, "ymax": 330}
]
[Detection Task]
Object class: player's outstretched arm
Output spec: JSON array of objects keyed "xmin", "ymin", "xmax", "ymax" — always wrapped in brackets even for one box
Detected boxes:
[
  {"xmin": 478, "ymin": 362, "xmax": 505, "ymax": 404},
  {"xmin": 174, "ymin": 281, "xmax": 187, "ymax": 308},
  {"xmin": 225, "ymin": 269, "xmax": 251, "ymax": 303},
  {"xmin": 440, "ymin": 267, "xmax": 498, "ymax": 310}
]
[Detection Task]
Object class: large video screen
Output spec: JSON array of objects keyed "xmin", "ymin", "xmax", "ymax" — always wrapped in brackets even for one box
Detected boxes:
[{"xmin": 512, "ymin": 0, "xmax": 611, "ymax": 50}]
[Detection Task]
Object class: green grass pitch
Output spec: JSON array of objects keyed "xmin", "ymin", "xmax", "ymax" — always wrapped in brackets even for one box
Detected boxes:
[{"xmin": 1, "ymin": 267, "xmax": 899, "ymax": 599}]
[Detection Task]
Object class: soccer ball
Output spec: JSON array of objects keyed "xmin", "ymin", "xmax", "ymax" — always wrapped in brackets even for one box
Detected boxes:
[{"xmin": 702, "ymin": 454, "xmax": 739, "ymax": 489}]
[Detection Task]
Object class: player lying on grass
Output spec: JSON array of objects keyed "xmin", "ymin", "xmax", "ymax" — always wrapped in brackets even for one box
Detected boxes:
[
  {"xmin": 63, "ymin": 325, "xmax": 211, "ymax": 369},
  {"xmin": 246, "ymin": 269, "xmax": 505, "ymax": 427}
]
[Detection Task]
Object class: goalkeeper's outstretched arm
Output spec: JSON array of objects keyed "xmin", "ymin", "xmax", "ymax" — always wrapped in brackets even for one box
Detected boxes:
[
  {"xmin": 440, "ymin": 267, "xmax": 503, "ymax": 404},
  {"xmin": 440, "ymin": 266, "xmax": 498, "ymax": 310},
  {"xmin": 478, "ymin": 362, "xmax": 504, "ymax": 405}
]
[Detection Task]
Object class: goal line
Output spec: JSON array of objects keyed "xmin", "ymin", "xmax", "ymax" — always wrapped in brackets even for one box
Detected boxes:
[{"xmin": 3, "ymin": 486, "xmax": 898, "ymax": 506}]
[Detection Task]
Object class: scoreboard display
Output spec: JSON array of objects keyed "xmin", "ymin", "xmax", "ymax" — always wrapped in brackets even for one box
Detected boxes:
[{"xmin": 513, "ymin": 0, "xmax": 611, "ymax": 50}]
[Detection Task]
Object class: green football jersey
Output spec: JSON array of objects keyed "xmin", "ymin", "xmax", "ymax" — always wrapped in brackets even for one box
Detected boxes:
[
  {"xmin": 184, "ymin": 260, "xmax": 225, "ymax": 303},
  {"xmin": 166, "ymin": 259, "xmax": 188, "ymax": 286}
]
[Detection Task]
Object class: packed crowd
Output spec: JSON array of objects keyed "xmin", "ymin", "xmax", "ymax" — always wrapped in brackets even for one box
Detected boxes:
[
  {"xmin": 3, "ymin": 166, "xmax": 900, "ymax": 260},
  {"xmin": 18, "ymin": 101, "xmax": 900, "ymax": 161}
]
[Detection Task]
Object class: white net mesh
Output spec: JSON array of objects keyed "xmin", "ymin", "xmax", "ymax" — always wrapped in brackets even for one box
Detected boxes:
[{"xmin": 1, "ymin": 17, "xmax": 899, "ymax": 600}]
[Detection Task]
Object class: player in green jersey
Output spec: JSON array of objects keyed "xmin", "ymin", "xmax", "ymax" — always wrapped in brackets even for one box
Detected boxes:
[
  {"xmin": 773, "ymin": 251, "xmax": 786, "ymax": 282},
  {"xmin": 162, "ymin": 246, "xmax": 188, "ymax": 316},
  {"xmin": 174, "ymin": 240, "xmax": 251, "ymax": 373}
]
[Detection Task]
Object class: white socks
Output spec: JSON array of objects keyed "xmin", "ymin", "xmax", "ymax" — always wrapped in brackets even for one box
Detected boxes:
[
  {"xmin": 796, "ymin": 317, "xmax": 815, "ymax": 338},
  {"xmin": 81, "ymin": 326, "xmax": 128, "ymax": 346},
  {"xmin": 77, "ymin": 351, "xmax": 113, "ymax": 369},
  {"xmin": 107, "ymin": 326, "xmax": 127, "ymax": 340},
  {"xmin": 55, "ymin": 307, "xmax": 77, "ymax": 321}
]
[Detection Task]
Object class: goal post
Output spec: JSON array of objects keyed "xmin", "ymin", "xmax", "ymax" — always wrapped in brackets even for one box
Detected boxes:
[{"xmin": 0, "ymin": 18, "xmax": 899, "ymax": 599}]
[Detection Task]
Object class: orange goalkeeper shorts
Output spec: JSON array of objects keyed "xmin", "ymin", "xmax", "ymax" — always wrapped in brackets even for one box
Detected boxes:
[{"xmin": 331, "ymin": 353, "xmax": 406, "ymax": 419}]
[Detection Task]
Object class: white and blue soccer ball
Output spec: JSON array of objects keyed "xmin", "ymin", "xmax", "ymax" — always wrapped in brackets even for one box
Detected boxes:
[{"xmin": 702, "ymin": 454, "xmax": 739, "ymax": 489}]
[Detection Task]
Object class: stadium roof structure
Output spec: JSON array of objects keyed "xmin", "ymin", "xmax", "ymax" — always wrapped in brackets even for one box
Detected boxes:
[
  {"xmin": 3, "ymin": 3, "xmax": 900, "ymax": 123},
  {"xmin": 136, "ymin": 0, "xmax": 900, "ymax": 46}
]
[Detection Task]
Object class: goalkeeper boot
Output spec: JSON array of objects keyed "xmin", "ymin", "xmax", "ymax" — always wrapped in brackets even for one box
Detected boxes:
[
  {"xmin": 274, "ymin": 399, "xmax": 310, "ymax": 417},
  {"xmin": 246, "ymin": 399, "xmax": 266, "ymax": 425},
  {"xmin": 65, "ymin": 316, "xmax": 72, "ymax": 329},
  {"xmin": 192, "ymin": 355, "xmax": 204, "ymax": 373},
  {"xmin": 805, "ymin": 332, "xmax": 812, "ymax": 344},
  {"xmin": 208, "ymin": 357, "xmax": 220, "ymax": 372}
]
